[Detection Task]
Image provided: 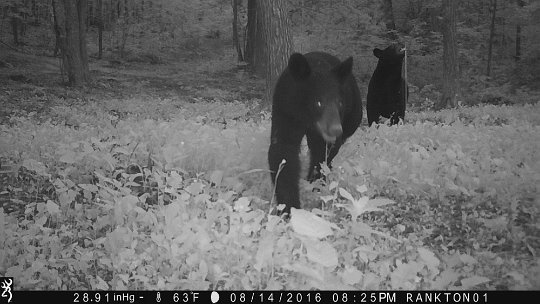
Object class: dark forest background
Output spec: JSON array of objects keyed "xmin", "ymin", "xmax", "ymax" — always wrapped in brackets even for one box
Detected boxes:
[{"xmin": 1, "ymin": 0, "xmax": 539, "ymax": 107}]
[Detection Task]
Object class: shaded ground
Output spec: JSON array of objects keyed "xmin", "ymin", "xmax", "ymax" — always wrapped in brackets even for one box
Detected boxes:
[{"xmin": 0, "ymin": 47, "xmax": 265, "ymax": 124}]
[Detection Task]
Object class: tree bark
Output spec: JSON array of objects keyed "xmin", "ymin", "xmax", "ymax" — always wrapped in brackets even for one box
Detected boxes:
[
  {"xmin": 515, "ymin": 0, "xmax": 523, "ymax": 62},
  {"xmin": 77, "ymin": 0, "xmax": 89, "ymax": 73},
  {"xmin": 381, "ymin": 0, "xmax": 397, "ymax": 39},
  {"xmin": 119, "ymin": 0, "xmax": 131, "ymax": 58},
  {"xmin": 54, "ymin": 0, "xmax": 91, "ymax": 85},
  {"xmin": 11, "ymin": 16, "xmax": 19, "ymax": 45},
  {"xmin": 439, "ymin": 0, "xmax": 459, "ymax": 109},
  {"xmin": 232, "ymin": 0, "xmax": 243, "ymax": 62},
  {"xmin": 486, "ymin": 0, "xmax": 497, "ymax": 76},
  {"xmin": 87, "ymin": 0, "xmax": 93, "ymax": 28},
  {"xmin": 20, "ymin": 1, "xmax": 27, "ymax": 37},
  {"xmin": 32, "ymin": 0, "xmax": 38, "ymax": 24},
  {"xmin": 97, "ymin": 0, "xmax": 103, "ymax": 59},
  {"xmin": 391, "ymin": 0, "xmax": 410, "ymax": 33},
  {"xmin": 51, "ymin": 0, "xmax": 62, "ymax": 56},
  {"xmin": 9, "ymin": 4, "xmax": 21, "ymax": 45},
  {"xmin": 258, "ymin": 0, "xmax": 293, "ymax": 105},
  {"xmin": 245, "ymin": 0, "xmax": 264, "ymax": 75}
]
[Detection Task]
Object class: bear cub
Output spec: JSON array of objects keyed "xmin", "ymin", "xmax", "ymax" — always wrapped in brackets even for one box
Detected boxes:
[
  {"xmin": 268, "ymin": 52, "xmax": 363, "ymax": 215},
  {"xmin": 367, "ymin": 43, "xmax": 408, "ymax": 126}
]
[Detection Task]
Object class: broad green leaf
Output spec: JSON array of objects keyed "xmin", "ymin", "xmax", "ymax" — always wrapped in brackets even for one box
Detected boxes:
[
  {"xmin": 254, "ymin": 236, "xmax": 274, "ymax": 271},
  {"xmin": 418, "ymin": 247, "xmax": 440, "ymax": 273},
  {"xmin": 339, "ymin": 188, "xmax": 355, "ymax": 202},
  {"xmin": 341, "ymin": 267, "xmax": 363, "ymax": 285},
  {"xmin": 460, "ymin": 276, "xmax": 490, "ymax": 289},
  {"xmin": 46, "ymin": 200, "xmax": 60, "ymax": 215},
  {"xmin": 290, "ymin": 208, "xmax": 337, "ymax": 239},
  {"xmin": 78, "ymin": 184, "xmax": 99, "ymax": 192},
  {"xmin": 22, "ymin": 159, "xmax": 50, "ymax": 177},
  {"xmin": 209, "ymin": 170, "xmax": 223, "ymax": 186},
  {"xmin": 186, "ymin": 181, "xmax": 205, "ymax": 195},
  {"xmin": 233, "ymin": 197, "xmax": 251, "ymax": 212},
  {"xmin": 390, "ymin": 261, "xmax": 420, "ymax": 289},
  {"xmin": 284, "ymin": 263, "xmax": 324, "ymax": 282},
  {"xmin": 459, "ymin": 254, "xmax": 477, "ymax": 265},
  {"xmin": 303, "ymin": 238, "xmax": 338, "ymax": 268},
  {"xmin": 94, "ymin": 276, "xmax": 109, "ymax": 290},
  {"xmin": 431, "ymin": 269, "xmax": 459, "ymax": 289},
  {"xmin": 59, "ymin": 151, "xmax": 78, "ymax": 164},
  {"xmin": 356, "ymin": 184, "xmax": 368, "ymax": 193},
  {"xmin": 167, "ymin": 171, "xmax": 184, "ymax": 188}
]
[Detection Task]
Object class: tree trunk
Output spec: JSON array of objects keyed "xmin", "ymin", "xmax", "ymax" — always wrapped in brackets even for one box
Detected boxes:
[
  {"xmin": 381, "ymin": 0, "xmax": 397, "ymax": 39},
  {"xmin": 245, "ymin": 0, "xmax": 263, "ymax": 75},
  {"xmin": 137, "ymin": 0, "xmax": 143, "ymax": 22},
  {"xmin": 32, "ymin": 0, "xmax": 37, "ymax": 24},
  {"xmin": 258, "ymin": 0, "xmax": 293, "ymax": 105},
  {"xmin": 391, "ymin": 0, "xmax": 410, "ymax": 33},
  {"xmin": 486, "ymin": 0, "xmax": 497, "ymax": 76},
  {"xmin": 439, "ymin": 0, "xmax": 459, "ymax": 109},
  {"xmin": 20, "ymin": 1, "xmax": 27, "ymax": 38},
  {"xmin": 501, "ymin": 0, "xmax": 506, "ymax": 48},
  {"xmin": 87, "ymin": 0, "xmax": 93, "ymax": 28},
  {"xmin": 97, "ymin": 0, "xmax": 103, "ymax": 59},
  {"xmin": 77, "ymin": 0, "xmax": 89, "ymax": 73},
  {"xmin": 51, "ymin": 0, "xmax": 61, "ymax": 56},
  {"xmin": 11, "ymin": 16, "xmax": 19, "ymax": 45},
  {"xmin": 9, "ymin": 5, "xmax": 21, "ymax": 45},
  {"xmin": 515, "ymin": 0, "xmax": 523, "ymax": 62},
  {"xmin": 232, "ymin": 0, "xmax": 243, "ymax": 62},
  {"xmin": 118, "ymin": 0, "xmax": 130, "ymax": 58},
  {"xmin": 54, "ymin": 0, "xmax": 91, "ymax": 85}
]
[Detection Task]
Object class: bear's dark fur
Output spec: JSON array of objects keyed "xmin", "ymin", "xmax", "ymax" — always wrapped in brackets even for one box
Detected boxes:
[
  {"xmin": 268, "ymin": 52, "xmax": 362, "ymax": 214},
  {"xmin": 367, "ymin": 43, "xmax": 408, "ymax": 126}
]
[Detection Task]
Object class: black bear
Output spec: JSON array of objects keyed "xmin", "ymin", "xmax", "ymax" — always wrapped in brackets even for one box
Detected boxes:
[
  {"xmin": 268, "ymin": 52, "xmax": 363, "ymax": 215},
  {"xmin": 367, "ymin": 43, "xmax": 408, "ymax": 126}
]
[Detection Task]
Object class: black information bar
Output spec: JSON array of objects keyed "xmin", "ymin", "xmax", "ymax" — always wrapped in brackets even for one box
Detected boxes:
[{"xmin": 2, "ymin": 290, "xmax": 538, "ymax": 304}]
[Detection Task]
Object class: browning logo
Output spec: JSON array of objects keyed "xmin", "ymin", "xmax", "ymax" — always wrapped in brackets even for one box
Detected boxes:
[{"xmin": 0, "ymin": 278, "xmax": 12, "ymax": 303}]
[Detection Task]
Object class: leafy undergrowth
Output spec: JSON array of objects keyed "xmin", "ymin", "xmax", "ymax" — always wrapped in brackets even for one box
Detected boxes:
[{"xmin": 0, "ymin": 102, "xmax": 539, "ymax": 290}]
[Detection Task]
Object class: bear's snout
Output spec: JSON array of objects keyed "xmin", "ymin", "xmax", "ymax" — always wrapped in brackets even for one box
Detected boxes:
[{"xmin": 317, "ymin": 121, "xmax": 342, "ymax": 144}]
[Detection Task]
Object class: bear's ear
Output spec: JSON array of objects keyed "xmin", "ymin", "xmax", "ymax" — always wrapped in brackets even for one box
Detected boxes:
[
  {"xmin": 373, "ymin": 48, "xmax": 383, "ymax": 58},
  {"xmin": 332, "ymin": 57, "xmax": 353, "ymax": 83},
  {"xmin": 288, "ymin": 53, "xmax": 311, "ymax": 80}
]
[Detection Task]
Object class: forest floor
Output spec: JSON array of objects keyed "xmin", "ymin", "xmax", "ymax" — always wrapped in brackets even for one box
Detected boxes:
[
  {"xmin": 0, "ymin": 48, "xmax": 265, "ymax": 124},
  {"xmin": 1, "ymin": 47, "xmax": 539, "ymax": 290}
]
